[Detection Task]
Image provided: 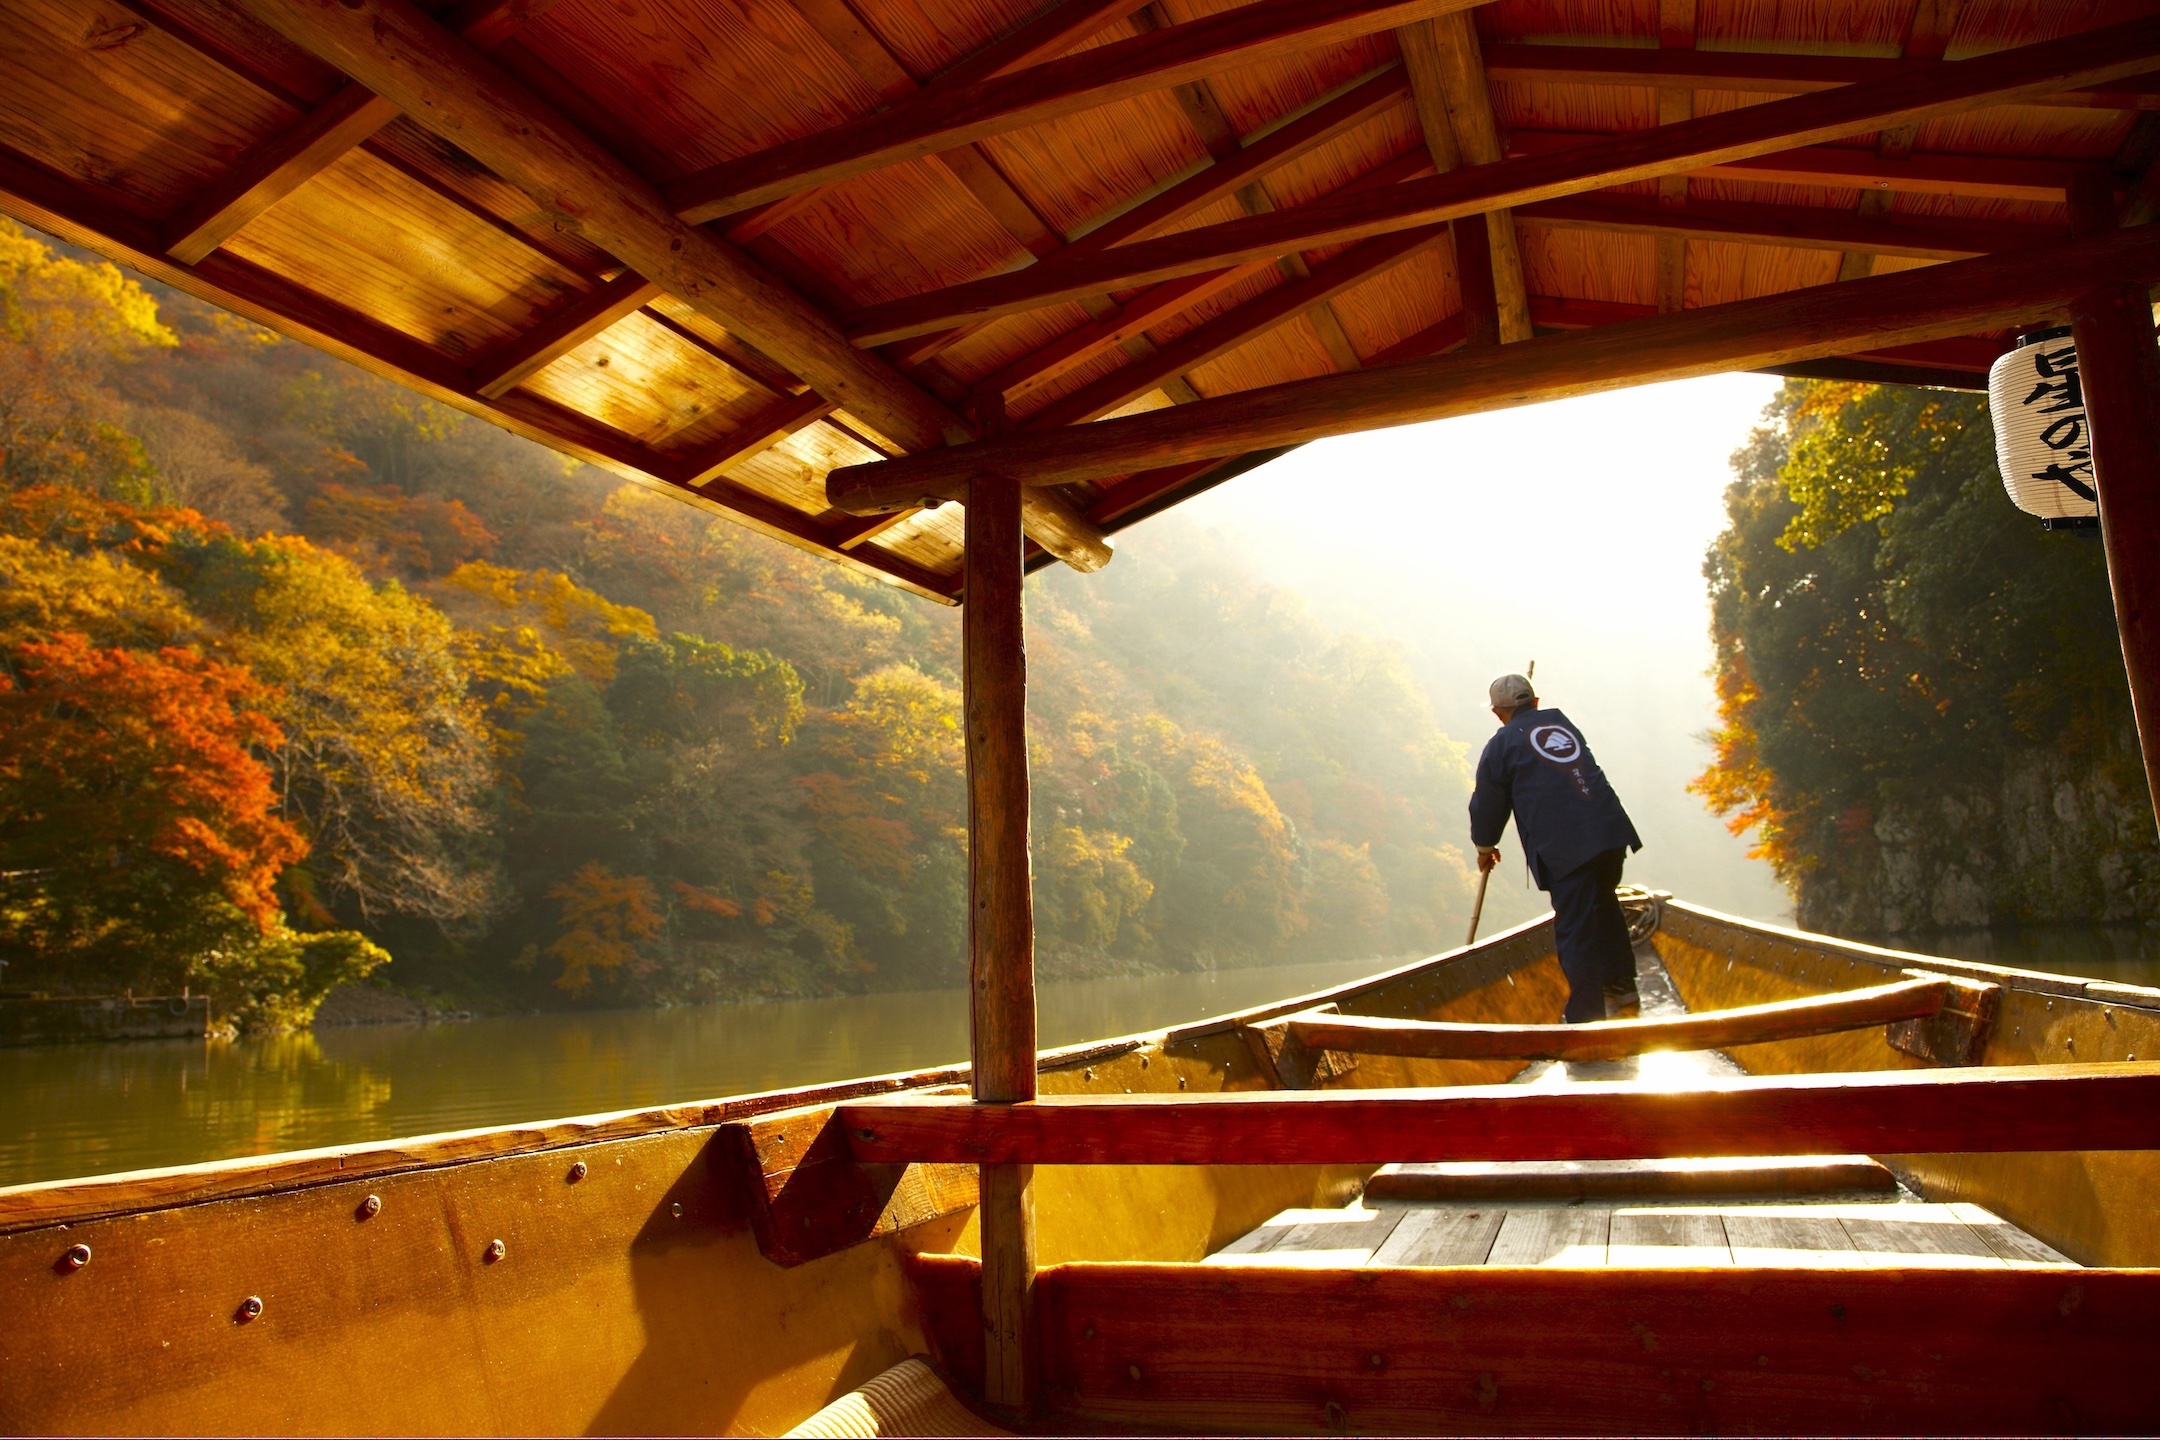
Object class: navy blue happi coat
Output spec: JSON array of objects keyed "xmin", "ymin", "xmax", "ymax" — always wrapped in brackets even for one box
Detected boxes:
[{"xmin": 1468, "ymin": 707, "xmax": 1642, "ymax": 887}]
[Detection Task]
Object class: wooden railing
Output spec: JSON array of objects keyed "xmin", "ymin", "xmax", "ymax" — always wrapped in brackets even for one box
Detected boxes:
[{"xmin": 836, "ymin": 1063, "xmax": 2160, "ymax": 1166}]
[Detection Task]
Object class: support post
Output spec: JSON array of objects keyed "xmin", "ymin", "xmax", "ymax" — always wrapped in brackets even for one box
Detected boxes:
[
  {"xmin": 2069, "ymin": 172, "xmax": 2160, "ymax": 832},
  {"xmin": 963, "ymin": 469, "xmax": 1037, "ymax": 1416},
  {"xmin": 1452, "ymin": 216, "xmax": 1500, "ymax": 348}
]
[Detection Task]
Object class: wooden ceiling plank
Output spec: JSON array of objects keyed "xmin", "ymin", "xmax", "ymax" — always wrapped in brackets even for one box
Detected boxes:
[
  {"xmin": 1482, "ymin": 46, "xmax": 2160, "ymax": 111},
  {"xmin": 468, "ymin": 272, "xmax": 662, "ymax": 397},
  {"xmin": 837, "ymin": 16, "xmax": 2160, "ymax": 342},
  {"xmin": 1030, "ymin": 222, "xmax": 1450, "ymax": 427},
  {"xmin": 1422, "ymin": 10, "xmax": 1530, "ymax": 342},
  {"xmin": 664, "ymin": 0, "xmax": 1481, "ymax": 222},
  {"xmin": 1516, "ymin": 194, "xmax": 2059, "ymax": 261},
  {"xmin": 825, "ymin": 221, "xmax": 2160, "ymax": 501},
  {"xmin": 677, "ymin": 391, "xmax": 841, "ymax": 488},
  {"xmin": 0, "ymin": 142, "xmax": 967, "ymax": 601},
  {"xmin": 157, "ymin": 0, "xmax": 559, "ymax": 266}
]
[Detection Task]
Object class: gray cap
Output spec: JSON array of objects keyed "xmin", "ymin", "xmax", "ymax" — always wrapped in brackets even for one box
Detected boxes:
[{"xmin": 1489, "ymin": 673, "xmax": 1536, "ymax": 710}]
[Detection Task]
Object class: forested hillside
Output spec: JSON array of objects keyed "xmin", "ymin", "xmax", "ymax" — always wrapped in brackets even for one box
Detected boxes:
[
  {"xmin": 1697, "ymin": 379, "xmax": 2160, "ymax": 934},
  {"xmin": 0, "ymin": 220, "xmax": 1478, "ymax": 1025}
]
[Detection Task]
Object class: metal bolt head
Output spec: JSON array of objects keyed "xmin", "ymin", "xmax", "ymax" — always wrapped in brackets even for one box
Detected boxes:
[
  {"xmin": 670, "ymin": 1201, "xmax": 685, "ymax": 1220},
  {"xmin": 236, "ymin": 1296, "xmax": 263, "ymax": 1322},
  {"xmin": 483, "ymin": 1239, "xmax": 507, "ymax": 1263},
  {"xmin": 58, "ymin": 1243, "xmax": 91, "ymax": 1273},
  {"xmin": 356, "ymin": 1194, "xmax": 381, "ymax": 1220},
  {"xmin": 1128, "ymin": 1364, "xmax": 1142, "ymax": 1382},
  {"xmin": 567, "ymin": 1161, "xmax": 588, "ymax": 1183}
]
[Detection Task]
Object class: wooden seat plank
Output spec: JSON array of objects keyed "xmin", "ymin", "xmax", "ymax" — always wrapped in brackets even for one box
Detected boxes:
[
  {"xmin": 1208, "ymin": 1206, "xmax": 1407, "ymax": 1266},
  {"xmin": 1487, "ymin": 1206, "xmax": 1612, "ymax": 1267},
  {"xmin": 1721, "ymin": 1206, "xmax": 1868, "ymax": 1267},
  {"xmin": 1369, "ymin": 1206, "xmax": 1507, "ymax": 1267},
  {"xmin": 1609, "ymin": 1209, "xmax": 1733, "ymax": 1266},
  {"xmin": 838, "ymin": 1063, "xmax": 2160, "ymax": 1166}
]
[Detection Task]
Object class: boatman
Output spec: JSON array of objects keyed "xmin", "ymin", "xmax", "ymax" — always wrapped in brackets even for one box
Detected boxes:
[{"xmin": 1469, "ymin": 674, "xmax": 1644, "ymax": 1023}]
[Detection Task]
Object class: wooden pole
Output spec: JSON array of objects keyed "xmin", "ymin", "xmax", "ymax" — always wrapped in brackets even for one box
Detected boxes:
[
  {"xmin": 963, "ymin": 469, "xmax": 1037, "ymax": 1416},
  {"xmin": 2068, "ymin": 171, "xmax": 2160, "ymax": 833}
]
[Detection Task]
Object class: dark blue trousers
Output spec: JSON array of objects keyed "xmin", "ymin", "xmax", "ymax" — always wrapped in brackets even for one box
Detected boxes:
[{"xmin": 1548, "ymin": 847, "xmax": 1635, "ymax": 1023}]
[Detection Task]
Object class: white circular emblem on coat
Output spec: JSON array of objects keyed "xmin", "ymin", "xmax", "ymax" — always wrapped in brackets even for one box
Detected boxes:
[{"xmin": 1529, "ymin": 725, "xmax": 1582, "ymax": 763}]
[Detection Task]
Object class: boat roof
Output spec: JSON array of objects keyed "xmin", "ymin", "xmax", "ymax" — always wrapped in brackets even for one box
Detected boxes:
[{"xmin": 4, "ymin": 0, "xmax": 2154, "ymax": 601}]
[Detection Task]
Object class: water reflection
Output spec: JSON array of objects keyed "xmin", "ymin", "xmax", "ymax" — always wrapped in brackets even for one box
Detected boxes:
[{"xmin": 0, "ymin": 958, "xmax": 1381, "ymax": 1188}]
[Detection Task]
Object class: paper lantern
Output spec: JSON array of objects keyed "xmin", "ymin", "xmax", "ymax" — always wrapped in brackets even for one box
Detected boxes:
[{"xmin": 1988, "ymin": 327, "xmax": 2099, "ymax": 530}]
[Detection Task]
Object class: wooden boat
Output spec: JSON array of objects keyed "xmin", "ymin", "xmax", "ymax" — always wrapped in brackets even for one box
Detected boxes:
[
  {"xmin": 10, "ymin": 900, "xmax": 2160, "ymax": 1435},
  {"xmin": 9, "ymin": 0, "xmax": 2160, "ymax": 1431}
]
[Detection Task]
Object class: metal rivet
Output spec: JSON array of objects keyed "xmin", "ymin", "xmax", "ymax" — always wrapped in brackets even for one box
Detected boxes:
[
  {"xmin": 671, "ymin": 1202, "xmax": 684, "ymax": 1219},
  {"xmin": 1177, "ymin": 1075, "xmax": 1188, "ymax": 1090},
  {"xmin": 357, "ymin": 1194, "xmax": 381, "ymax": 1220},
  {"xmin": 1083, "ymin": 1068, "xmax": 1094, "ymax": 1081},
  {"xmin": 1138, "ymin": 1055, "xmax": 1149, "ymax": 1069},
  {"xmin": 484, "ymin": 1239, "xmax": 506, "ymax": 1263},
  {"xmin": 567, "ymin": 1161, "xmax": 588, "ymax": 1183},
  {"xmin": 1128, "ymin": 1364, "xmax": 1142, "ymax": 1382},
  {"xmin": 58, "ymin": 1243, "xmax": 91, "ymax": 1272},
  {"xmin": 236, "ymin": 1296, "xmax": 263, "ymax": 1322},
  {"xmin": 1369, "ymin": 1353, "xmax": 1384, "ymax": 1368}
]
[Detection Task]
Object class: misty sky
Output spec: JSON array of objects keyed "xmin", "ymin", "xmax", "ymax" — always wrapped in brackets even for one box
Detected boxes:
[{"xmin": 1156, "ymin": 372, "xmax": 1794, "ymax": 931}]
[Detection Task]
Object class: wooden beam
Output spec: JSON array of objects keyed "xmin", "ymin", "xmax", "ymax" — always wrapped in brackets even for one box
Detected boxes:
[
  {"xmin": 1033, "ymin": 1265, "xmax": 2160, "ymax": 1434},
  {"xmin": 1518, "ymin": 193, "xmax": 2060, "ymax": 261},
  {"xmin": 826, "ymin": 222, "xmax": 2160, "ymax": 501},
  {"xmin": 0, "ymin": 141, "xmax": 966, "ymax": 604},
  {"xmin": 157, "ymin": 0, "xmax": 557, "ymax": 264},
  {"xmin": 1029, "ymin": 223, "xmax": 1448, "ymax": 426},
  {"xmin": 666, "ymin": 0, "xmax": 1474, "ymax": 221},
  {"xmin": 1483, "ymin": 43, "xmax": 2160, "ymax": 111},
  {"xmin": 963, "ymin": 470, "xmax": 1037, "ymax": 1416},
  {"xmin": 1422, "ymin": 11, "xmax": 1530, "ymax": 341},
  {"xmin": 1653, "ymin": 0, "xmax": 1696, "ymax": 313},
  {"xmin": 839, "ymin": 1063, "xmax": 2160, "ymax": 1166},
  {"xmin": 674, "ymin": 390, "xmax": 838, "ymax": 488},
  {"xmin": 836, "ymin": 18, "xmax": 2155, "ymax": 342},
  {"xmin": 230, "ymin": 0, "xmax": 962, "ymax": 457},
  {"xmin": 1280, "ymin": 975, "xmax": 1961, "ymax": 1063},
  {"xmin": 2069, "ymin": 173, "xmax": 2160, "ymax": 833},
  {"xmin": 468, "ymin": 271, "xmax": 661, "ymax": 398},
  {"xmin": 1451, "ymin": 213, "xmax": 1499, "ymax": 347},
  {"xmin": 977, "ymin": 145, "xmax": 1428, "ymax": 406},
  {"xmin": 1842, "ymin": 1, "xmax": 1966, "ymax": 282}
]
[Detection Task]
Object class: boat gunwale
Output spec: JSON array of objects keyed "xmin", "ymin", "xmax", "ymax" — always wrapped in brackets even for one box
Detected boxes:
[{"xmin": 0, "ymin": 915, "xmax": 1566, "ymax": 1235}]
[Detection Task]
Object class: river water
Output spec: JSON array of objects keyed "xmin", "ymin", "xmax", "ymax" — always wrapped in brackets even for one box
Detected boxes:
[
  {"xmin": 0, "ymin": 958, "xmax": 1385, "ymax": 1189},
  {"xmin": 10, "ymin": 925, "xmax": 2160, "ymax": 1191}
]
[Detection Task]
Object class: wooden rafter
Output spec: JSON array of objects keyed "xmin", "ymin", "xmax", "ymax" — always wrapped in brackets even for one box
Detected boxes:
[
  {"xmin": 1029, "ymin": 222, "xmax": 1450, "ymax": 427},
  {"xmin": 1415, "ymin": 10, "xmax": 1530, "ymax": 342},
  {"xmin": 837, "ymin": 17, "xmax": 2159, "ymax": 343},
  {"xmin": 664, "ymin": 0, "xmax": 1480, "ymax": 221},
  {"xmin": 158, "ymin": 0, "xmax": 557, "ymax": 265},
  {"xmin": 826, "ymin": 221, "xmax": 2160, "ymax": 500},
  {"xmin": 1842, "ymin": 0, "xmax": 1967, "ymax": 282},
  {"xmin": 1510, "ymin": 131, "xmax": 2077, "ymax": 203},
  {"xmin": 1517, "ymin": 193, "xmax": 2059, "ymax": 261},
  {"xmin": 1483, "ymin": 43, "xmax": 2160, "ymax": 110},
  {"xmin": 965, "ymin": 72, "xmax": 1417, "ymax": 403},
  {"xmin": 675, "ymin": 391, "xmax": 839, "ymax": 490},
  {"xmin": 468, "ymin": 272, "xmax": 661, "ymax": 398},
  {"xmin": 224, "ymin": 0, "xmax": 1116, "ymax": 571}
]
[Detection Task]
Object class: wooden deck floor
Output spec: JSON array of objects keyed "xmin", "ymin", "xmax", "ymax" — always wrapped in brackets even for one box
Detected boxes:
[{"xmin": 1208, "ymin": 944, "xmax": 2076, "ymax": 1272}]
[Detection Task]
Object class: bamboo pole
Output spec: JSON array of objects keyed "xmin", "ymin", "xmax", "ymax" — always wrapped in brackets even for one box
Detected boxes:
[
  {"xmin": 963, "ymin": 472, "xmax": 1037, "ymax": 1415},
  {"xmin": 2068, "ymin": 171, "xmax": 2160, "ymax": 834}
]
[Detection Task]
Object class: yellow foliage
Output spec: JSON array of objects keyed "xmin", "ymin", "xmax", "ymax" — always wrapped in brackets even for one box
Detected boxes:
[
  {"xmin": 1040, "ymin": 825, "xmax": 1153, "ymax": 951},
  {"xmin": 440, "ymin": 561, "xmax": 654, "ymax": 682},
  {"xmin": 548, "ymin": 862, "xmax": 662, "ymax": 993},
  {"xmin": 0, "ymin": 535, "xmax": 196, "ymax": 651},
  {"xmin": 0, "ymin": 219, "xmax": 174, "ymax": 355}
]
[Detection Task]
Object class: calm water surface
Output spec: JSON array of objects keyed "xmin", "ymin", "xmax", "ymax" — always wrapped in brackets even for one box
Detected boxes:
[{"xmin": 0, "ymin": 958, "xmax": 1384, "ymax": 1188}]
